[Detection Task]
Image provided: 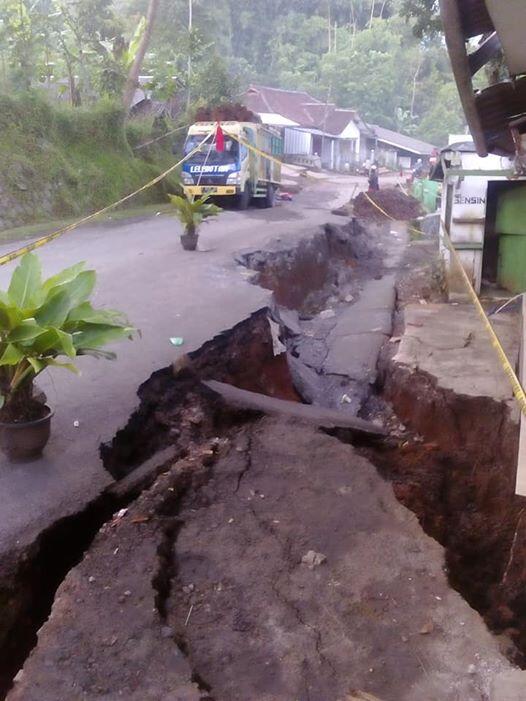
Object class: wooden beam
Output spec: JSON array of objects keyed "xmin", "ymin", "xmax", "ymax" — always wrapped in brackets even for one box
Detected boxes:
[
  {"xmin": 203, "ymin": 380, "xmax": 387, "ymax": 438},
  {"xmin": 440, "ymin": 0, "xmax": 489, "ymax": 157},
  {"xmin": 468, "ymin": 32, "xmax": 501, "ymax": 76}
]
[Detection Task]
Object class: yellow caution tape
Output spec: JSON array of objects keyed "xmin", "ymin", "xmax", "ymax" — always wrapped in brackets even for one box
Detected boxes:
[
  {"xmin": 362, "ymin": 190, "xmax": 423, "ymax": 238},
  {"xmin": 439, "ymin": 219, "xmax": 526, "ymax": 414},
  {"xmin": 0, "ymin": 131, "xmax": 214, "ymax": 267},
  {"xmin": 362, "ymin": 190, "xmax": 526, "ymax": 415},
  {"xmin": 223, "ymin": 130, "xmax": 283, "ymax": 168},
  {"xmin": 133, "ymin": 123, "xmax": 190, "ymax": 151}
]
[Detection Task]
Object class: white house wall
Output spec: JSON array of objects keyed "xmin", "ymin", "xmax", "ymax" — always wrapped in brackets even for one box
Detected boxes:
[
  {"xmin": 321, "ymin": 138, "xmax": 335, "ymax": 169},
  {"xmin": 441, "ymin": 150, "xmax": 513, "ymax": 298},
  {"xmin": 284, "ymin": 128, "xmax": 312, "ymax": 155},
  {"xmin": 340, "ymin": 121, "xmax": 362, "ymax": 165}
]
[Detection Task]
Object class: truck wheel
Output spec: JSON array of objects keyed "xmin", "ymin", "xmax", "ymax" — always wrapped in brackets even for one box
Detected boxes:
[
  {"xmin": 264, "ymin": 184, "xmax": 275, "ymax": 208},
  {"xmin": 236, "ymin": 185, "xmax": 250, "ymax": 210}
]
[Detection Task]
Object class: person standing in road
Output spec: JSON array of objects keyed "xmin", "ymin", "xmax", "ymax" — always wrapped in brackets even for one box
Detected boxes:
[{"xmin": 368, "ymin": 164, "xmax": 379, "ymax": 191}]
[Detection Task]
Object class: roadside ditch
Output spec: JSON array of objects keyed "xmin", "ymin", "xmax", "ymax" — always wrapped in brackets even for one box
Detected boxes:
[{"xmin": 2, "ymin": 214, "xmax": 526, "ymax": 697}]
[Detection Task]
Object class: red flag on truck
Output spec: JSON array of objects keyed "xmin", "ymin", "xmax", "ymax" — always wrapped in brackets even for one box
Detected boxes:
[{"xmin": 216, "ymin": 122, "xmax": 224, "ymax": 152}]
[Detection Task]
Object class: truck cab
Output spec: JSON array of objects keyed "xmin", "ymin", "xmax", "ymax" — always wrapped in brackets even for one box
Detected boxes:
[{"xmin": 181, "ymin": 121, "xmax": 282, "ymax": 209}]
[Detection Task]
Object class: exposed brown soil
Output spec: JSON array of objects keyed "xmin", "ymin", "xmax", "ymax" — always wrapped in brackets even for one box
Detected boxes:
[
  {"xmin": 237, "ymin": 222, "xmax": 376, "ymax": 312},
  {"xmin": 101, "ymin": 309, "xmax": 301, "ymax": 479},
  {"xmin": 0, "ymin": 393, "xmax": 48, "ymax": 424},
  {"xmin": 194, "ymin": 102, "xmax": 258, "ymax": 123},
  {"xmin": 353, "ymin": 188, "xmax": 422, "ymax": 223},
  {"xmin": 371, "ymin": 363, "xmax": 526, "ymax": 662}
]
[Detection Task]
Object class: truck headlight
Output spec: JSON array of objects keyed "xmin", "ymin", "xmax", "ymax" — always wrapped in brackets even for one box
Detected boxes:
[
  {"xmin": 226, "ymin": 172, "xmax": 240, "ymax": 185},
  {"xmin": 182, "ymin": 172, "xmax": 194, "ymax": 184}
]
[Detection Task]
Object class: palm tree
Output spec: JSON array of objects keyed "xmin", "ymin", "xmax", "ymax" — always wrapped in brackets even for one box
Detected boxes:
[{"xmin": 168, "ymin": 193, "xmax": 222, "ymax": 251}]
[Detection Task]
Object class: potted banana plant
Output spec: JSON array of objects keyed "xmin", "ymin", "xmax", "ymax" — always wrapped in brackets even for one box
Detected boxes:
[
  {"xmin": 0, "ymin": 253, "xmax": 134, "ymax": 462},
  {"xmin": 168, "ymin": 193, "xmax": 222, "ymax": 251}
]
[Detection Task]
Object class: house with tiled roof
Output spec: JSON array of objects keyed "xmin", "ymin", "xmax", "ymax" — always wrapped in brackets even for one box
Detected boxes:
[
  {"xmin": 243, "ymin": 84, "xmax": 376, "ymax": 170},
  {"xmin": 243, "ymin": 84, "xmax": 437, "ymax": 171},
  {"xmin": 372, "ymin": 125, "xmax": 437, "ymax": 169}
]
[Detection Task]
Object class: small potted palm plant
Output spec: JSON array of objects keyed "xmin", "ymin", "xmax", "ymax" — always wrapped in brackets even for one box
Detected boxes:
[
  {"xmin": 168, "ymin": 193, "xmax": 222, "ymax": 251},
  {"xmin": 0, "ymin": 253, "xmax": 134, "ymax": 462}
]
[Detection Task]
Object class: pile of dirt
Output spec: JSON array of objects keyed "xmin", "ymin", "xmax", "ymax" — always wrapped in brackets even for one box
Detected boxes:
[
  {"xmin": 353, "ymin": 188, "xmax": 422, "ymax": 222},
  {"xmin": 194, "ymin": 103, "xmax": 259, "ymax": 123}
]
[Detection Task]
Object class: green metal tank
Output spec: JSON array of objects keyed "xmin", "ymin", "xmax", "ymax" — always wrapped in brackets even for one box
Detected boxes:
[{"xmin": 496, "ymin": 184, "xmax": 526, "ymax": 292}]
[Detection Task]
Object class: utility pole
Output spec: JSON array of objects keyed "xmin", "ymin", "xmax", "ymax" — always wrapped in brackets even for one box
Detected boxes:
[{"xmin": 186, "ymin": 0, "xmax": 193, "ymax": 110}]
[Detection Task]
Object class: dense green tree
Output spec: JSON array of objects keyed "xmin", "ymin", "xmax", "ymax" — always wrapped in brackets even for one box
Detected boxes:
[
  {"xmin": 0, "ymin": 0, "xmax": 50, "ymax": 89},
  {"xmin": 320, "ymin": 18, "xmax": 421, "ymax": 128},
  {"xmin": 0, "ymin": 0, "xmax": 467, "ymax": 145},
  {"xmin": 414, "ymin": 82, "xmax": 466, "ymax": 144}
]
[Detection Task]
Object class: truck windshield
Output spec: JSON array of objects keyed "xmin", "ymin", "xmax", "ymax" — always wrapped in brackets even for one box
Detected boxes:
[{"xmin": 184, "ymin": 135, "xmax": 240, "ymax": 165}]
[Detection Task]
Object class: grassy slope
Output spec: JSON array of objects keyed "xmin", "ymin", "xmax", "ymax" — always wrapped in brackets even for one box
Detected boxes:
[{"xmin": 0, "ymin": 93, "xmax": 181, "ymax": 230}]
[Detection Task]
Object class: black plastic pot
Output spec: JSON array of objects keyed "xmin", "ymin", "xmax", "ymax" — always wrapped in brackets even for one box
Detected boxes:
[
  {"xmin": 0, "ymin": 406, "xmax": 54, "ymax": 462},
  {"xmin": 180, "ymin": 232, "xmax": 199, "ymax": 251}
]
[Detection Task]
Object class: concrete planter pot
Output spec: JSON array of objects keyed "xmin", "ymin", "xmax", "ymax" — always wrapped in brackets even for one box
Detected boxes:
[
  {"xmin": 180, "ymin": 232, "xmax": 199, "ymax": 251},
  {"xmin": 0, "ymin": 406, "xmax": 54, "ymax": 462}
]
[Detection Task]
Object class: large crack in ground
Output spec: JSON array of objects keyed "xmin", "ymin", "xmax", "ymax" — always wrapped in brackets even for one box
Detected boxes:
[
  {"xmin": 233, "ymin": 430, "xmax": 337, "ymax": 681},
  {"xmin": 5, "ymin": 216, "xmax": 526, "ymax": 700},
  {"xmin": 364, "ymin": 361, "xmax": 526, "ymax": 666}
]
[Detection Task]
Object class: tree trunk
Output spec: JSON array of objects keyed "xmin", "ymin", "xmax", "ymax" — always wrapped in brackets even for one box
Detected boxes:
[
  {"xmin": 122, "ymin": 0, "xmax": 160, "ymax": 112},
  {"xmin": 410, "ymin": 53, "xmax": 423, "ymax": 118},
  {"xmin": 369, "ymin": 0, "xmax": 375, "ymax": 28}
]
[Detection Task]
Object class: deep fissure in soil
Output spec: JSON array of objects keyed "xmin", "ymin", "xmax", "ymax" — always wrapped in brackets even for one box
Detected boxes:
[
  {"xmin": 3, "ymin": 223, "xmax": 357, "ymax": 695},
  {"xmin": 5, "ymin": 217, "xmax": 526, "ymax": 695},
  {"xmin": 0, "ymin": 493, "xmax": 121, "ymax": 697},
  {"xmin": 362, "ymin": 361, "xmax": 526, "ymax": 666}
]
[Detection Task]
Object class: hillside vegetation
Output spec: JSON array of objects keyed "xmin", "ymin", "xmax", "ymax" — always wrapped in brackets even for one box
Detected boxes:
[{"xmin": 0, "ymin": 93, "xmax": 180, "ymax": 231}]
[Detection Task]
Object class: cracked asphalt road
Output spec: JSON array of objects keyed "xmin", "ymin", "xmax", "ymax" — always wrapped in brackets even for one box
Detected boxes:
[
  {"xmin": 0, "ymin": 173, "xmax": 358, "ymax": 556},
  {"xmin": 10, "ymin": 417, "xmax": 519, "ymax": 701},
  {"xmin": 167, "ymin": 418, "xmax": 515, "ymax": 701}
]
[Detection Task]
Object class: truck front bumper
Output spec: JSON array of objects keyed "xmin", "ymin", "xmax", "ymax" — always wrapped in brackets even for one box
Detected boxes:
[{"xmin": 184, "ymin": 185, "xmax": 237, "ymax": 196}]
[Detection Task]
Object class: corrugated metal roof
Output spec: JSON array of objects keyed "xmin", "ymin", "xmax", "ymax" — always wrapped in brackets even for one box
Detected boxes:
[
  {"xmin": 372, "ymin": 125, "xmax": 436, "ymax": 154},
  {"xmin": 441, "ymin": 0, "xmax": 526, "ymax": 157}
]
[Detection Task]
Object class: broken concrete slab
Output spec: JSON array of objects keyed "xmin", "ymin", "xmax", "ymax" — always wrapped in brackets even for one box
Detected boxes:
[
  {"xmin": 203, "ymin": 379, "xmax": 386, "ymax": 436},
  {"xmin": 316, "ymin": 276, "xmax": 395, "ymax": 385},
  {"xmin": 352, "ymin": 275, "xmax": 396, "ymax": 311},
  {"xmin": 275, "ymin": 308, "xmax": 302, "ymax": 336},
  {"xmin": 286, "ymin": 353, "xmax": 323, "ymax": 405},
  {"xmin": 393, "ymin": 303, "xmax": 520, "ymax": 404},
  {"xmin": 491, "ymin": 669, "xmax": 526, "ymax": 701},
  {"xmin": 330, "ymin": 307, "xmax": 393, "ymax": 336},
  {"xmin": 324, "ymin": 331, "xmax": 386, "ymax": 381},
  {"xmin": 12, "ymin": 418, "xmax": 525, "ymax": 700}
]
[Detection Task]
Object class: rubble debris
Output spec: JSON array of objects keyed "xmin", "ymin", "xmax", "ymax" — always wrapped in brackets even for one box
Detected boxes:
[
  {"xmin": 353, "ymin": 188, "xmax": 422, "ymax": 222},
  {"xmin": 301, "ymin": 550, "xmax": 327, "ymax": 569}
]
